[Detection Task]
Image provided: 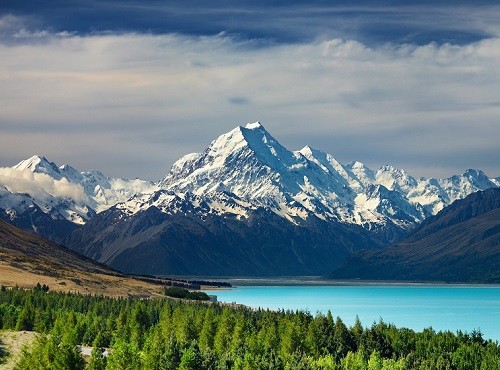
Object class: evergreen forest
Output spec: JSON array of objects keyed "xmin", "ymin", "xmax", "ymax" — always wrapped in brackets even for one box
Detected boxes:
[{"xmin": 0, "ymin": 285, "xmax": 498, "ymax": 369}]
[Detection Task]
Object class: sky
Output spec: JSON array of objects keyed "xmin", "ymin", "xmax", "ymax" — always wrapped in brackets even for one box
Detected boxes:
[{"xmin": 0, "ymin": 1, "xmax": 499, "ymax": 181}]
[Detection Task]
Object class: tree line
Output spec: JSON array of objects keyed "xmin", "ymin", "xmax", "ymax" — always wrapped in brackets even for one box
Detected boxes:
[{"xmin": 0, "ymin": 285, "xmax": 498, "ymax": 369}]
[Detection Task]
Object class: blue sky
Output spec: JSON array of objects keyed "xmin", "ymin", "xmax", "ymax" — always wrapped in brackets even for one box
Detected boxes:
[{"xmin": 1, "ymin": 1, "xmax": 499, "ymax": 180}]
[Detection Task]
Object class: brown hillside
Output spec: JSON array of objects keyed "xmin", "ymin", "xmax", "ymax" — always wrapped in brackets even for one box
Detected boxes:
[{"xmin": 0, "ymin": 219, "xmax": 168, "ymax": 297}]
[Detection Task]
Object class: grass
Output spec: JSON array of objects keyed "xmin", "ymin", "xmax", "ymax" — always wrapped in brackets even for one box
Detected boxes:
[
  {"xmin": 0, "ymin": 331, "xmax": 38, "ymax": 370},
  {"xmin": 0, "ymin": 339, "xmax": 7, "ymax": 365},
  {"xmin": 0, "ymin": 259, "xmax": 165, "ymax": 298}
]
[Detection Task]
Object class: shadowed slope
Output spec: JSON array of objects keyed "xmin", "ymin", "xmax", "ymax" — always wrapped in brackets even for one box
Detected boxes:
[{"xmin": 330, "ymin": 188, "xmax": 500, "ymax": 283}]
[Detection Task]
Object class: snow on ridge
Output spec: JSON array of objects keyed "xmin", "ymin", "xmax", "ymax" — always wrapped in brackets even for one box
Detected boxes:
[
  {"xmin": 155, "ymin": 121, "xmax": 498, "ymax": 231},
  {"xmin": 1, "ymin": 156, "xmax": 157, "ymax": 224},
  {"xmin": 157, "ymin": 122, "xmax": 427, "ymax": 228},
  {"xmin": 245, "ymin": 121, "xmax": 263, "ymax": 130},
  {"xmin": 2, "ymin": 122, "xmax": 498, "ymax": 230}
]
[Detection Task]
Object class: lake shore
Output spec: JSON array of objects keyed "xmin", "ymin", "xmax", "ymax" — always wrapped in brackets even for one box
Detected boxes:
[
  {"xmin": 161, "ymin": 275, "xmax": 500, "ymax": 288},
  {"xmin": 204, "ymin": 284, "xmax": 500, "ymax": 342}
]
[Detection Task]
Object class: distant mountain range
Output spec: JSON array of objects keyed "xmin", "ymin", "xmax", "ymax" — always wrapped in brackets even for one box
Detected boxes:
[
  {"xmin": 0, "ymin": 122, "xmax": 498, "ymax": 276},
  {"xmin": 330, "ymin": 188, "xmax": 500, "ymax": 283},
  {"xmin": 0, "ymin": 155, "xmax": 156, "ymax": 242}
]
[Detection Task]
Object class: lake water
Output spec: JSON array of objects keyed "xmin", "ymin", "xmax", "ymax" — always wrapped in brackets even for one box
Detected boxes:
[{"xmin": 210, "ymin": 283, "xmax": 500, "ymax": 342}]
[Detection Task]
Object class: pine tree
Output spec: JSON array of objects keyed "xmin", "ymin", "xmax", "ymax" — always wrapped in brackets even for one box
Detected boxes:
[
  {"xmin": 199, "ymin": 308, "xmax": 217, "ymax": 352},
  {"xmin": 88, "ymin": 347, "xmax": 107, "ymax": 370},
  {"xmin": 106, "ymin": 339, "xmax": 141, "ymax": 370},
  {"xmin": 368, "ymin": 351, "xmax": 383, "ymax": 370},
  {"xmin": 51, "ymin": 341, "xmax": 85, "ymax": 370},
  {"xmin": 178, "ymin": 342, "xmax": 203, "ymax": 370}
]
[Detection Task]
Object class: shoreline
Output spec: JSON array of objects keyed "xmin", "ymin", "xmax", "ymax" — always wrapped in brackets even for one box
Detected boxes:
[
  {"xmin": 202, "ymin": 282, "xmax": 500, "ymax": 342},
  {"xmin": 161, "ymin": 276, "xmax": 500, "ymax": 288}
]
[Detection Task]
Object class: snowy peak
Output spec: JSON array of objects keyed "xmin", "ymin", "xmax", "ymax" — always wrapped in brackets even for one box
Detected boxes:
[
  {"xmin": 2, "ymin": 122, "xmax": 498, "ymax": 241},
  {"xmin": 14, "ymin": 154, "xmax": 48, "ymax": 171},
  {"xmin": 167, "ymin": 153, "xmax": 203, "ymax": 181},
  {"xmin": 297, "ymin": 146, "xmax": 361, "ymax": 192},
  {"xmin": 375, "ymin": 165, "xmax": 418, "ymax": 193},
  {"xmin": 345, "ymin": 160, "xmax": 375, "ymax": 187},
  {"xmin": 204, "ymin": 121, "xmax": 294, "ymax": 169},
  {"xmin": 240, "ymin": 122, "xmax": 298, "ymax": 166},
  {"xmin": 158, "ymin": 123, "xmax": 428, "ymax": 228},
  {"xmin": 157, "ymin": 122, "xmax": 497, "ymax": 235},
  {"xmin": 245, "ymin": 121, "xmax": 264, "ymax": 130},
  {"xmin": 461, "ymin": 169, "xmax": 495, "ymax": 187},
  {"xmin": 2, "ymin": 155, "xmax": 157, "ymax": 225},
  {"xmin": 14, "ymin": 155, "xmax": 63, "ymax": 180},
  {"xmin": 161, "ymin": 121, "xmax": 303, "ymax": 194}
]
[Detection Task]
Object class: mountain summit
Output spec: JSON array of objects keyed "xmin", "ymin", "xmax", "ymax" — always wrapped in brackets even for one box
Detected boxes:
[
  {"xmin": 159, "ymin": 122, "xmax": 429, "ymax": 234},
  {"xmin": 1, "ymin": 156, "xmax": 156, "ymax": 241},
  {"xmin": 13, "ymin": 155, "xmax": 63, "ymax": 179},
  {"xmin": 67, "ymin": 122, "xmax": 498, "ymax": 276},
  {"xmin": 158, "ymin": 122, "xmax": 497, "ymax": 236},
  {"xmin": 1, "ymin": 122, "xmax": 498, "ymax": 276}
]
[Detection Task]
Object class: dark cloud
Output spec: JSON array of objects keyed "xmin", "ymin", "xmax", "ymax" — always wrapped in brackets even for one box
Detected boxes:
[{"xmin": 2, "ymin": 1, "xmax": 499, "ymax": 45}]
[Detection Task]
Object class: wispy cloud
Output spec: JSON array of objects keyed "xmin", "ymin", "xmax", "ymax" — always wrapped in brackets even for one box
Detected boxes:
[
  {"xmin": 0, "ymin": 167, "xmax": 87, "ymax": 201},
  {"xmin": 0, "ymin": 11, "xmax": 499, "ymax": 180}
]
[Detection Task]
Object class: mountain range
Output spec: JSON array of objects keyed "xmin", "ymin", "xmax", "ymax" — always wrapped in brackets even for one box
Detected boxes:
[
  {"xmin": 0, "ymin": 155, "xmax": 156, "ymax": 241},
  {"xmin": 1, "ymin": 122, "xmax": 498, "ymax": 276},
  {"xmin": 330, "ymin": 187, "xmax": 500, "ymax": 283}
]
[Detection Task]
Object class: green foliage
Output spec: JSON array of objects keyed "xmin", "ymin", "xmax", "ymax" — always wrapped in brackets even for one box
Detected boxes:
[
  {"xmin": 106, "ymin": 339, "xmax": 141, "ymax": 370},
  {"xmin": 0, "ymin": 338, "xmax": 8, "ymax": 364},
  {"xmin": 164, "ymin": 287, "xmax": 210, "ymax": 301},
  {"xmin": 88, "ymin": 347, "xmax": 107, "ymax": 370},
  {"xmin": 52, "ymin": 341, "xmax": 85, "ymax": 370},
  {"xmin": 178, "ymin": 342, "xmax": 203, "ymax": 370},
  {"xmin": 0, "ymin": 285, "xmax": 498, "ymax": 370},
  {"xmin": 368, "ymin": 351, "xmax": 383, "ymax": 370},
  {"xmin": 14, "ymin": 335, "xmax": 84, "ymax": 370},
  {"xmin": 341, "ymin": 351, "xmax": 366, "ymax": 370}
]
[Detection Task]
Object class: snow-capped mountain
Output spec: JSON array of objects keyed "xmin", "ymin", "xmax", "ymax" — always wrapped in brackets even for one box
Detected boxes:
[
  {"xmin": 3, "ymin": 123, "xmax": 496, "ymax": 237},
  {"xmin": 155, "ymin": 122, "xmax": 495, "ymax": 235},
  {"xmin": 1, "ymin": 122, "xmax": 498, "ymax": 276},
  {"xmin": 63, "ymin": 122, "xmax": 498, "ymax": 276},
  {"xmin": 0, "ymin": 155, "xmax": 157, "ymax": 240},
  {"xmin": 330, "ymin": 187, "xmax": 500, "ymax": 283}
]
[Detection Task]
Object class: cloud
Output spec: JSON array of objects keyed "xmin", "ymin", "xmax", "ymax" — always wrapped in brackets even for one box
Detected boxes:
[
  {"xmin": 2, "ymin": 3, "xmax": 500, "ymax": 45},
  {"xmin": 0, "ymin": 27, "xmax": 499, "ymax": 180},
  {"xmin": 0, "ymin": 167, "xmax": 88, "ymax": 202}
]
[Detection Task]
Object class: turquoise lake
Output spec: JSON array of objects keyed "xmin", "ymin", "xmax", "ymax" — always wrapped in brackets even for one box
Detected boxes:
[{"xmin": 210, "ymin": 284, "xmax": 500, "ymax": 342}]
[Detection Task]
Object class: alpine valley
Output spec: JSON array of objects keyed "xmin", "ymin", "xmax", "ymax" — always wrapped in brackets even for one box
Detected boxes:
[{"xmin": 1, "ymin": 122, "xmax": 498, "ymax": 276}]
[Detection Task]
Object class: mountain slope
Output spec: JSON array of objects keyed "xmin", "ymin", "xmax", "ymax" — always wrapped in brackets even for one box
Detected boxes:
[
  {"xmin": 0, "ymin": 155, "xmax": 156, "ymax": 241},
  {"xmin": 2, "ymin": 123, "xmax": 497, "ymax": 242},
  {"xmin": 160, "ymin": 122, "xmax": 428, "ymax": 236},
  {"xmin": 68, "ymin": 191, "xmax": 379, "ymax": 276},
  {"xmin": 330, "ymin": 188, "xmax": 500, "ymax": 283},
  {"xmin": 65, "ymin": 122, "xmax": 498, "ymax": 276},
  {"xmin": 2, "ymin": 122, "xmax": 498, "ymax": 277},
  {"xmin": 0, "ymin": 219, "xmax": 167, "ymax": 296}
]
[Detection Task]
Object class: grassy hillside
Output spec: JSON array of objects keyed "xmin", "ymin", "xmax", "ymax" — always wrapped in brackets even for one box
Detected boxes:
[{"xmin": 0, "ymin": 219, "xmax": 171, "ymax": 297}]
